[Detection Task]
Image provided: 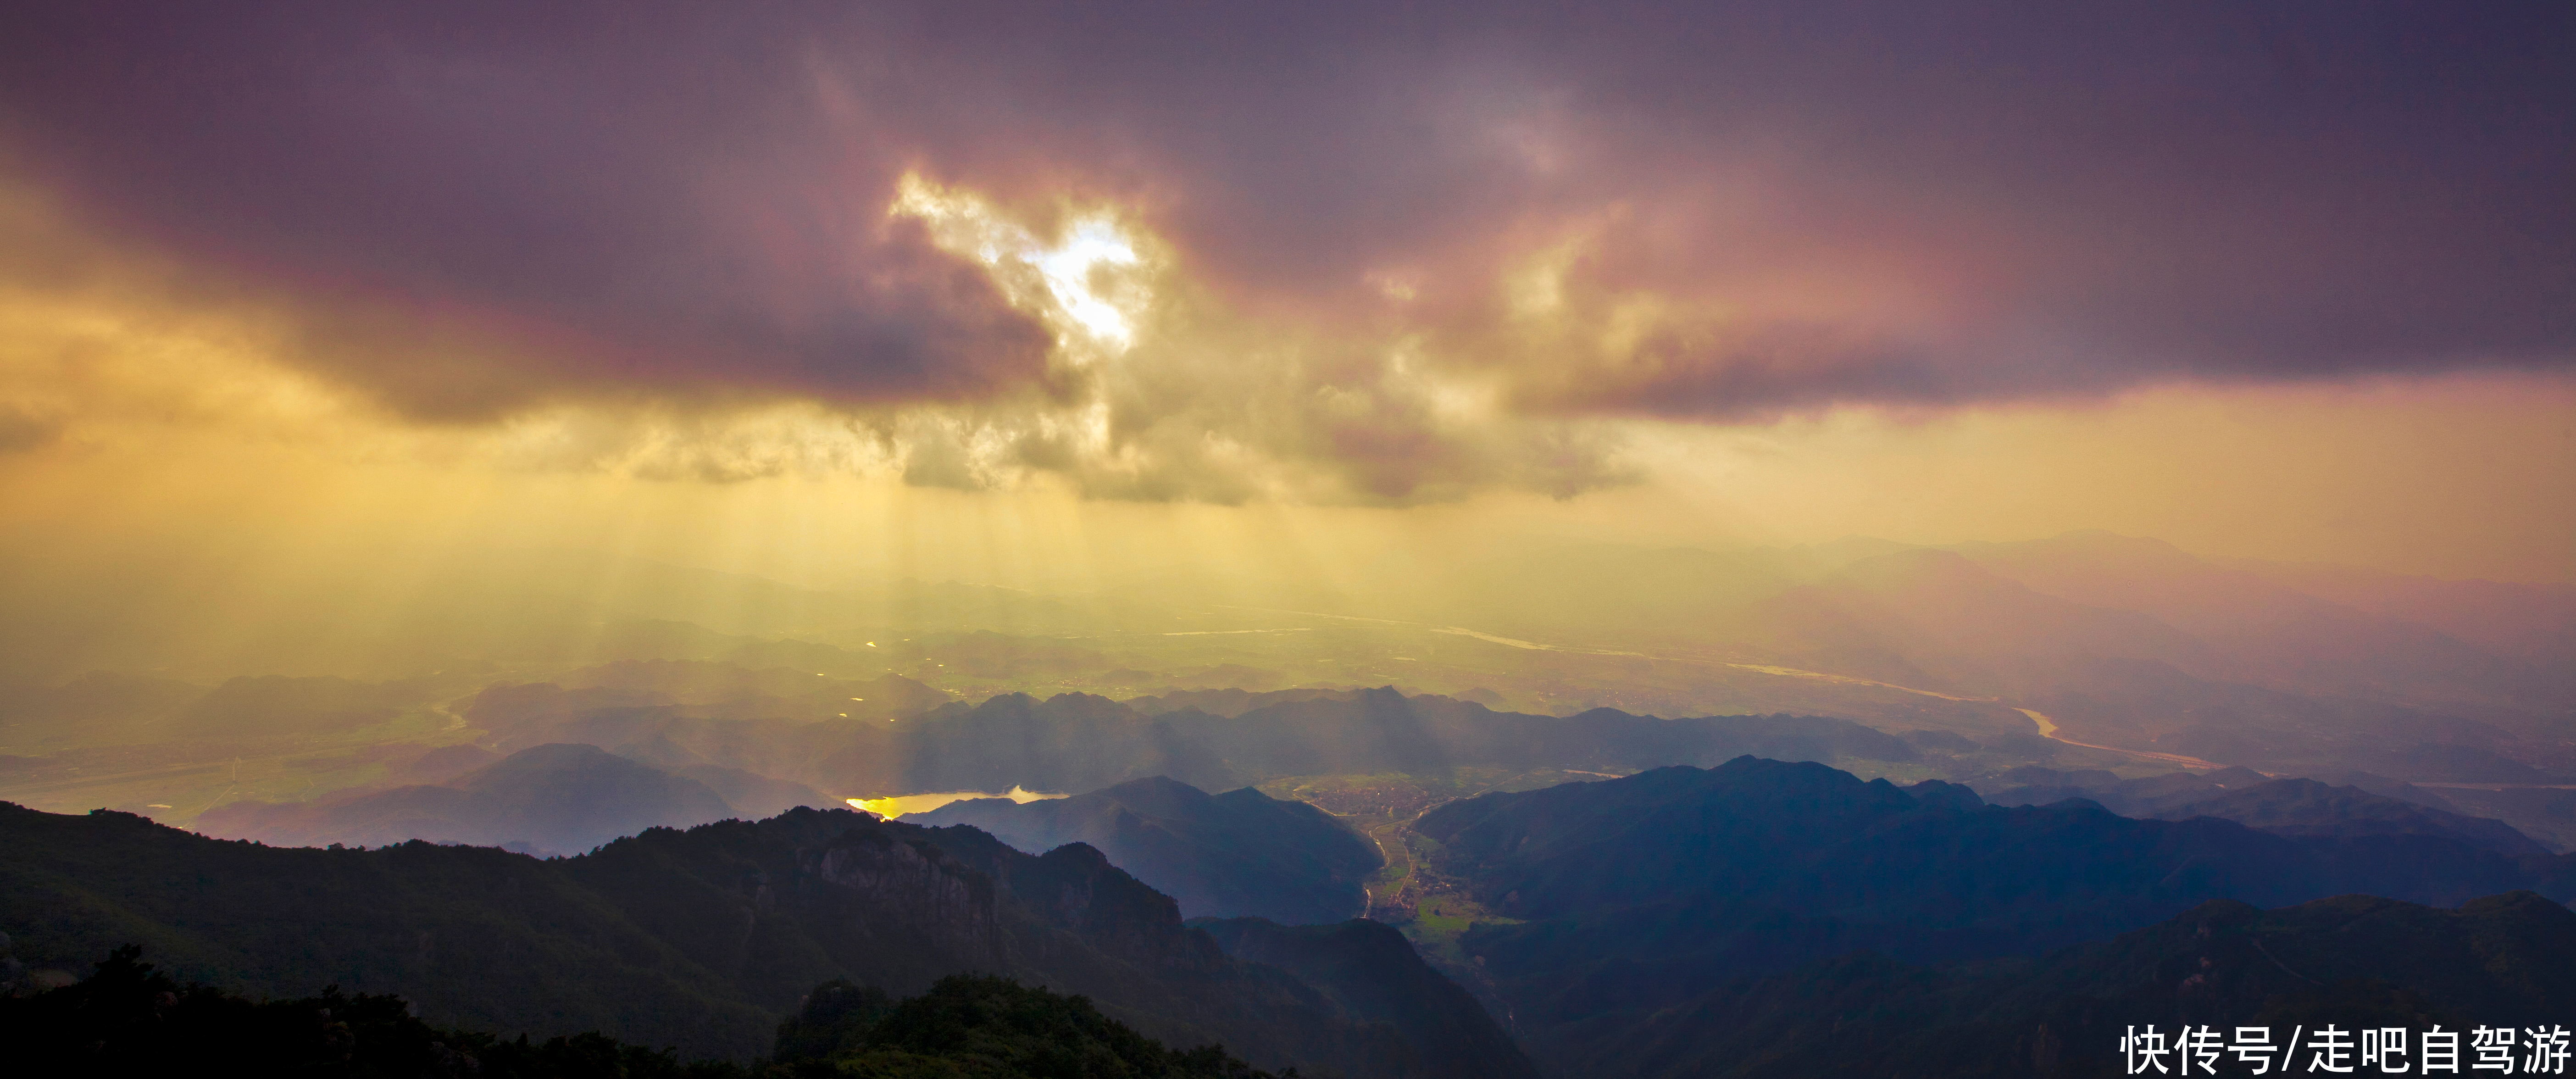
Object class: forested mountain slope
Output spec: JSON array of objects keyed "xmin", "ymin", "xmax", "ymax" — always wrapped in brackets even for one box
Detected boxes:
[{"xmin": 0, "ymin": 800, "xmax": 1519, "ymax": 1075}]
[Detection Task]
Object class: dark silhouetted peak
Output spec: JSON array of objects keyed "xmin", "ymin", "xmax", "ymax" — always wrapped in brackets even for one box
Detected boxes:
[
  {"xmin": 918, "ymin": 775, "xmax": 1380, "ymax": 924},
  {"xmin": 1037, "ymin": 839, "xmax": 1114, "ymax": 873},
  {"xmin": 1904, "ymin": 779, "xmax": 1984, "ymax": 811},
  {"xmin": 1009, "ymin": 842, "xmax": 1210, "ymax": 967},
  {"xmin": 1212, "ymin": 786, "xmax": 1281, "ymax": 807},
  {"xmin": 1093, "ymin": 774, "xmax": 1217, "ymax": 814},
  {"xmin": 1423, "ymin": 754, "xmax": 2557, "ymax": 973}
]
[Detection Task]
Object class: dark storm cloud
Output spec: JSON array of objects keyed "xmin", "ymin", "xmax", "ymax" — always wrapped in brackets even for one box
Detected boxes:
[
  {"xmin": 0, "ymin": 2, "xmax": 1058, "ymax": 418},
  {"xmin": 0, "ymin": 0, "xmax": 2567, "ymax": 422}
]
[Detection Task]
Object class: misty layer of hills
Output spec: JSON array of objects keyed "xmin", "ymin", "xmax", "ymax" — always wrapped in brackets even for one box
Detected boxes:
[
  {"xmin": 194, "ymin": 743, "xmax": 822, "ymax": 856},
  {"xmin": 10, "ymin": 532, "xmax": 2569, "ymax": 781},
  {"xmin": 156, "ymin": 681, "xmax": 1965, "ymax": 857},
  {"xmin": 9, "ymin": 533, "xmax": 2573, "ymax": 857},
  {"xmin": 469, "ymin": 683, "xmax": 1929, "ymax": 806}
]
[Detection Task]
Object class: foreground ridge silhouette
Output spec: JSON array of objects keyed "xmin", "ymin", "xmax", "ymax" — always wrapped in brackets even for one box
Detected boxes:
[{"xmin": 1, "ymin": 946, "xmax": 1289, "ymax": 1078}]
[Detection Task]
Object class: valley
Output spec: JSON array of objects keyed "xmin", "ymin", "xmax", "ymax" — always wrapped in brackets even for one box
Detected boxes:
[{"xmin": 4, "ymin": 533, "xmax": 2572, "ymax": 1076}]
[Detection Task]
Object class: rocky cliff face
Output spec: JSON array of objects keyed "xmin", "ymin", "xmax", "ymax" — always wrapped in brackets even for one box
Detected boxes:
[{"xmin": 810, "ymin": 827, "xmax": 1001, "ymax": 968}]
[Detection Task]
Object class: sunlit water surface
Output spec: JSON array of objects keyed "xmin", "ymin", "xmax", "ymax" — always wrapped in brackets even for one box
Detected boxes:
[{"xmin": 847, "ymin": 786, "xmax": 1065, "ymax": 818}]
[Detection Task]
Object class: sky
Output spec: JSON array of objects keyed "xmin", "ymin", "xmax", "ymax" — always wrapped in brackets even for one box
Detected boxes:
[{"xmin": 0, "ymin": 0, "xmax": 2569, "ymax": 593}]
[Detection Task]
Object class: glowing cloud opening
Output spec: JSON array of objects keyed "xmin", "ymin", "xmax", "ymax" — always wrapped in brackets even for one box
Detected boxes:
[{"xmin": 889, "ymin": 173, "xmax": 1147, "ymax": 355}]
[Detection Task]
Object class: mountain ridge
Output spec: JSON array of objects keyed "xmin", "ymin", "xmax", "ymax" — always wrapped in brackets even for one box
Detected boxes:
[
  {"xmin": 0, "ymin": 798, "xmax": 1518, "ymax": 1074},
  {"xmin": 915, "ymin": 775, "xmax": 1383, "ymax": 924}
]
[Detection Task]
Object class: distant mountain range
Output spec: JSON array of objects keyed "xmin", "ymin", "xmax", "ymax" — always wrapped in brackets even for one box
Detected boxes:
[
  {"xmin": 11, "ymin": 531, "xmax": 2570, "ymax": 858},
  {"xmin": 197, "ymin": 742, "xmax": 825, "ymax": 856},
  {"xmin": 1368, "ymin": 533, "xmax": 2576, "ymax": 785},
  {"xmin": 1410, "ymin": 757, "xmax": 2576, "ymax": 1075},
  {"xmin": 15, "ymin": 529, "xmax": 2566, "ymax": 766},
  {"xmin": 469, "ymin": 683, "xmax": 1933, "ymax": 801},
  {"xmin": 1982, "ymin": 768, "xmax": 2553, "ymax": 857}
]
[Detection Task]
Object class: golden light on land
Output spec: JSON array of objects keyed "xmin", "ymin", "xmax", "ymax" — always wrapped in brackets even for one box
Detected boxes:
[{"xmin": 845, "ymin": 788, "xmax": 1066, "ymax": 819}]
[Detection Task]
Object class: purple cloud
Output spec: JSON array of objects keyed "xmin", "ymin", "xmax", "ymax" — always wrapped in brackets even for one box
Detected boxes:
[{"xmin": 0, "ymin": 0, "xmax": 2565, "ymax": 422}]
